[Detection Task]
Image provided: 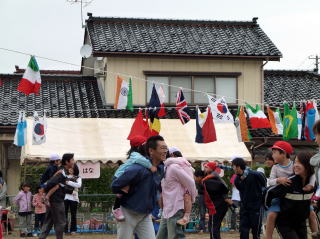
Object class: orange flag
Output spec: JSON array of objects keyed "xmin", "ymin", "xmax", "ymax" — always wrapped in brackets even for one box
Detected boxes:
[
  {"xmin": 235, "ymin": 106, "xmax": 251, "ymax": 142},
  {"xmin": 267, "ymin": 106, "xmax": 278, "ymax": 135}
]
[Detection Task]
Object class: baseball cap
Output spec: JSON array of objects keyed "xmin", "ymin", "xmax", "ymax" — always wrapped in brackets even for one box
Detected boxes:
[
  {"xmin": 50, "ymin": 154, "xmax": 61, "ymax": 161},
  {"xmin": 130, "ymin": 135, "xmax": 147, "ymax": 147},
  {"xmin": 271, "ymin": 141, "xmax": 293, "ymax": 155},
  {"xmin": 204, "ymin": 162, "xmax": 218, "ymax": 171},
  {"xmin": 169, "ymin": 147, "xmax": 181, "ymax": 155}
]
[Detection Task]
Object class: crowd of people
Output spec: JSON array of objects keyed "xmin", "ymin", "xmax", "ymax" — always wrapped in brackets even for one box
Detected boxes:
[
  {"xmin": 3, "ymin": 121, "xmax": 320, "ymax": 239},
  {"xmin": 11, "ymin": 153, "xmax": 81, "ymax": 238},
  {"xmin": 112, "ymin": 120, "xmax": 320, "ymax": 239}
]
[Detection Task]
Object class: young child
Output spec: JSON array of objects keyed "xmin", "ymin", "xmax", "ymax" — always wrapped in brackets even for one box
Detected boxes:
[
  {"xmin": 265, "ymin": 141, "xmax": 317, "ymax": 239},
  {"xmin": 32, "ymin": 185, "xmax": 47, "ymax": 234},
  {"xmin": 14, "ymin": 183, "xmax": 33, "ymax": 237},
  {"xmin": 112, "ymin": 135, "xmax": 157, "ymax": 221}
]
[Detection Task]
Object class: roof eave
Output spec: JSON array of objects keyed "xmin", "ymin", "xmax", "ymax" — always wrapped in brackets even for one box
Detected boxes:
[{"xmin": 92, "ymin": 51, "xmax": 281, "ymax": 61}]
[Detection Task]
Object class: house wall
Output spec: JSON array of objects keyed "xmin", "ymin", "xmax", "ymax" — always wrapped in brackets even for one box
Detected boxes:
[{"xmin": 103, "ymin": 57, "xmax": 263, "ymax": 105}]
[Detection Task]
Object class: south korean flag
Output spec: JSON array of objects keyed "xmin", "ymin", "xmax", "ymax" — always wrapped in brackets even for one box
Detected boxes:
[
  {"xmin": 32, "ymin": 112, "xmax": 47, "ymax": 145},
  {"xmin": 208, "ymin": 95, "xmax": 234, "ymax": 123}
]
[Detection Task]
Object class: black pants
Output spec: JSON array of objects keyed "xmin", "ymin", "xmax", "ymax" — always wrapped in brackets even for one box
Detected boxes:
[
  {"xmin": 276, "ymin": 219, "xmax": 307, "ymax": 239},
  {"xmin": 1, "ymin": 213, "xmax": 12, "ymax": 232},
  {"xmin": 35, "ymin": 213, "xmax": 46, "ymax": 231},
  {"xmin": 64, "ymin": 199, "xmax": 78, "ymax": 233},
  {"xmin": 198, "ymin": 195, "xmax": 206, "ymax": 231},
  {"xmin": 239, "ymin": 207, "xmax": 263, "ymax": 239},
  {"xmin": 208, "ymin": 202, "xmax": 228, "ymax": 239},
  {"xmin": 39, "ymin": 202, "xmax": 66, "ymax": 239}
]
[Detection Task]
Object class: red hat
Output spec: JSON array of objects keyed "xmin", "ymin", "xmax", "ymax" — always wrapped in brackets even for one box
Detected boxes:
[
  {"xmin": 130, "ymin": 136, "xmax": 147, "ymax": 147},
  {"xmin": 204, "ymin": 162, "xmax": 218, "ymax": 171},
  {"xmin": 271, "ymin": 141, "xmax": 293, "ymax": 155}
]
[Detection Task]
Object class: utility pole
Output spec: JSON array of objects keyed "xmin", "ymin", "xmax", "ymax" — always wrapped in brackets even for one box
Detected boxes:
[{"xmin": 309, "ymin": 55, "xmax": 319, "ymax": 73}]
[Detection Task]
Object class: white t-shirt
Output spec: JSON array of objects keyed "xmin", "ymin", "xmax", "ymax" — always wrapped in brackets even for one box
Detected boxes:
[{"xmin": 64, "ymin": 177, "xmax": 82, "ymax": 203}]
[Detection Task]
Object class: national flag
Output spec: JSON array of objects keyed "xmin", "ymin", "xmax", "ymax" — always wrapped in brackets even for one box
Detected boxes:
[
  {"xmin": 157, "ymin": 85, "xmax": 166, "ymax": 117},
  {"xmin": 304, "ymin": 100, "xmax": 319, "ymax": 141},
  {"xmin": 283, "ymin": 103, "xmax": 298, "ymax": 140},
  {"xmin": 267, "ymin": 106, "xmax": 283, "ymax": 135},
  {"xmin": 208, "ymin": 96, "xmax": 234, "ymax": 123},
  {"xmin": 234, "ymin": 106, "xmax": 251, "ymax": 142},
  {"xmin": 176, "ymin": 88, "xmax": 190, "ymax": 125},
  {"xmin": 150, "ymin": 117, "xmax": 161, "ymax": 136},
  {"xmin": 127, "ymin": 78, "xmax": 133, "ymax": 112},
  {"xmin": 245, "ymin": 104, "xmax": 271, "ymax": 128},
  {"xmin": 297, "ymin": 110, "xmax": 302, "ymax": 140},
  {"xmin": 127, "ymin": 109, "xmax": 151, "ymax": 140},
  {"xmin": 114, "ymin": 76, "xmax": 130, "ymax": 110},
  {"xmin": 32, "ymin": 112, "xmax": 47, "ymax": 145},
  {"xmin": 17, "ymin": 56, "xmax": 41, "ymax": 95},
  {"xmin": 195, "ymin": 107, "xmax": 217, "ymax": 143},
  {"xmin": 148, "ymin": 84, "xmax": 161, "ymax": 120},
  {"xmin": 274, "ymin": 108, "xmax": 283, "ymax": 135},
  {"xmin": 14, "ymin": 111, "xmax": 27, "ymax": 147},
  {"xmin": 299, "ymin": 102, "xmax": 306, "ymax": 140}
]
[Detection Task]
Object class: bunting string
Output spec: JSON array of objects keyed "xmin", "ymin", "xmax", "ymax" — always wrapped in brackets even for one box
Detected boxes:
[{"xmin": 0, "ymin": 47, "xmax": 312, "ymax": 109}]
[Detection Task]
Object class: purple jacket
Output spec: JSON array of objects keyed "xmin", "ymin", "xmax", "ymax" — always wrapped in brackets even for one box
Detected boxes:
[{"xmin": 14, "ymin": 191, "xmax": 32, "ymax": 213}]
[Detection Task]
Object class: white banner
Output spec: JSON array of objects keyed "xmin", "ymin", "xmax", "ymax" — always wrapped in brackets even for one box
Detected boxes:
[{"xmin": 77, "ymin": 161, "xmax": 101, "ymax": 179}]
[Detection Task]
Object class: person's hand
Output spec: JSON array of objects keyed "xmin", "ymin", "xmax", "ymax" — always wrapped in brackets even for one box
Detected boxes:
[
  {"xmin": 53, "ymin": 169, "xmax": 63, "ymax": 177},
  {"xmin": 303, "ymin": 184, "xmax": 314, "ymax": 192},
  {"xmin": 121, "ymin": 185, "xmax": 130, "ymax": 193},
  {"xmin": 277, "ymin": 177, "xmax": 292, "ymax": 186},
  {"xmin": 224, "ymin": 198, "xmax": 233, "ymax": 205},
  {"xmin": 150, "ymin": 166, "xmax": 157, "ymax": 173}
]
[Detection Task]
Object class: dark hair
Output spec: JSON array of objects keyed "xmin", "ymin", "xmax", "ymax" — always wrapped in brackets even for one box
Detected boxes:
[
  {"xmin": 20, "ymin": 182, "xmax": 31, "ymax": 190},
  {"xmin": 313, "ymin": 120, "xmax": 320, "ymax": 135},
  {"xmin": 61, "ymin": 153, "xmax": 74, "ymax": 166},
  {"xmin": 146, "ymin": 135, "xmax": 164, "ymax": 155},
  {"xmin": 232, "ymin": 157, "xmax": 246, "ymax": 170},
  {"xmin": 296, "ymin": 152, "xmax": 315, "ymax": 182},
  {"xmin": 36, "ymin": 185, "xmax": 43, "ymax": 192},
  {"xmin": 265, "ymin": 152, "xmax": 274, "ymax": 161},
  {"xmin": 272, "ymin": 148, "xmax": 290, "ymax": 159},
  {"xmin": 126, "ymin": 144, "xmax": 147, "ymax": 159},
  {"xmin": 73, "ymin": 164, "xmax": 79, "ymax": 176},
  {"xmin": 172, "ymin": 151, "xmax": 183, "ymax": 158},
  {"xmin": 194, "ymin": 169, "xmax": 205, "ymax": 177}
]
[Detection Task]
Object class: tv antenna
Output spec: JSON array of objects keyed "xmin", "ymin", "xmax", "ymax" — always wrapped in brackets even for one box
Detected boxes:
[{"xmin": 66, "ymin": 0, "xmax": 94, "ymax": 28}]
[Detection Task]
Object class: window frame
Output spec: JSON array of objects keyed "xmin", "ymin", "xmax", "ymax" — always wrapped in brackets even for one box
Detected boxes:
[{"xmin": 144, "ymin": 71, "xmax": 240, "ymax": 105}]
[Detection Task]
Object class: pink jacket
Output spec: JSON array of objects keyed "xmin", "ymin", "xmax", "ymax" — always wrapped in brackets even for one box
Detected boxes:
[
  {"xmin": 14, "ymin": 191, "xmax": 32, "ymax": 213},
  {"xmin": 32, "ymin": 193, "xmax": 47, "ymax": 214},
  {"xmin": 161, "ymin": 157, "xmax": 197, "ymax": 219}
]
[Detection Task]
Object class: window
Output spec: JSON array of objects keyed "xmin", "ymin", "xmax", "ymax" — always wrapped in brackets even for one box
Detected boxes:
[{"xmin": 146, "ymin": 74, "xmax": 237, "ymax": 104}]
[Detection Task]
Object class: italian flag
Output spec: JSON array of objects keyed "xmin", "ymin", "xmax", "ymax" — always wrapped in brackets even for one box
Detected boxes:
[
  {"xmin": 114, "ymin": 76, "xmax": 133, "ymax": 111},
  {"xmin": 245, "ymin": 103, "xmax": 271, "ymax": 128},
  {"xmin": 17, "ymin": 56, "xmax": 41, "ymax": 95}
]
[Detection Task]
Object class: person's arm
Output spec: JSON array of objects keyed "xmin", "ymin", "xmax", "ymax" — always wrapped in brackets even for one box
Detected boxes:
[
  {"xmin": 46, "ymin": 185, "xmax": 60, "ymax": 199},
  {"xmin": 111, "ymin": 165, "xmax": 142, "ymax": 194},
  {"xmin": 307, "ymin": 174, "xmax": 316, "ymax": 187},
  {"xmin": 310, "ymin": 152, "xmax": 320, "ymax": 167},
  {"xmin": 66, "ymin": 177, "xmax": 82, "ymax": 188},
  {"xmin": 41, "ymin": 168, "xmax": 50, "ymax": 184},
  {"xmin": 256, "ymin": 171, "xmax": 267, "ymax": 188},
  {"xmin": 32, "ymin": 195, "xmax": 38, "ymax": 207},
  {"xmin": 45, "ymin": 172, "xmax": 66, "ymax": 192},
  {"xmin": 170, "ymin": 165, "xmax": 198, "ymax": 202},
  {"xmin": 264, "ymin": 182, "xmax": 290, "ymax": 208},
  {"xmin": 0, "ymin": 182, "xmax": 7, "ymax": 200},
  {"xmin": 234, "ymin": 175, "xmax": 242, "ymax": 191},
  {"xmin": 14, "ymin": 192, "xmax": 22, "ymax": 205},
  {"xmin": 268, "ymin": 166, "xmax": 278, "ymax": 186},
  {"xmin": 217, "ymin": 165, "xmax": 233, "ymax": 171}
]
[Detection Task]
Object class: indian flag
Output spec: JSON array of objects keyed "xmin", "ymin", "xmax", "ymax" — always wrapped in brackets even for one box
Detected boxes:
[
  {"xmin": 246, "ymin": 103, "xmax": 271, "ymax": 129},
  {"xmin": 17, "ymin": 56, "xmax": 41, "ymax": 95},
  {"xmin": 114, "ymin": 76, "xmax": 133, "ymax": 111}
]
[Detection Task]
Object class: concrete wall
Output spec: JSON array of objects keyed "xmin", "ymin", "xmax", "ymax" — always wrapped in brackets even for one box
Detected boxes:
[{"xmin": 103, "ymin": 57, "xmax": 263, "ymax": 105}]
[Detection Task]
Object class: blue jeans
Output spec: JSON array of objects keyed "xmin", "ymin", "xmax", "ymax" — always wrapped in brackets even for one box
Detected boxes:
[{"xmin": 197, "ymin": 195, "xmax": 206, "ymax": 231}]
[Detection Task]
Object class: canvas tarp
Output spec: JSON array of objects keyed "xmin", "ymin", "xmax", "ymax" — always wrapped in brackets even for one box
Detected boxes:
[{"xmin": 21, "ymin": 118, "xmax": 251, "ymax": 164}]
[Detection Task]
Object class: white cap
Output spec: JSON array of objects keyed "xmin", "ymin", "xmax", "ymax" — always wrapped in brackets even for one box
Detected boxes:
[
  {"xmin": 169, "ymin": 147, "xmax": 180, "ymax": 155},
  {"xmin": 50, "ymin": 154, "xmax": 61, "ymax": 161}
]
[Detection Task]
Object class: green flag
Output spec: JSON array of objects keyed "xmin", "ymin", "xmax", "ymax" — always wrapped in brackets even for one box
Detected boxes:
[
  {"xmin": 126, "ymin": 78, "xmax": 133, "ymax": 112},
  {"xmin": 283, "ymin": 103, "xmax": 298, "ymax": 140}
]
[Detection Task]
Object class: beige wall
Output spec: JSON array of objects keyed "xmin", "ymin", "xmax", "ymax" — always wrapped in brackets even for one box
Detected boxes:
[{"xmin": 104, "ymin": 57, "xmax": 263, "ymax": 105}]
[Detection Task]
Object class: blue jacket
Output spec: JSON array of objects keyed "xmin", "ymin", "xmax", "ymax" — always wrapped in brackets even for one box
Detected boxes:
[
  {"xmin": 112, "ymin": 163, "xmax": 164, "ymax": 214},
  {"xmin": 41, "ymin": 164, "xmax": 59, "ymax": 184},
  {"xmin": 235, "ymin": 168, "xmax": 266, "ymax": 211}
]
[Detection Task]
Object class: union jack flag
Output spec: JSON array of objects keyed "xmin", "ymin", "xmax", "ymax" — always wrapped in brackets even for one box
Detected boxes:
[{"xmin": 176, "ymin": 88, "xmax": 190, "ymax": 125}]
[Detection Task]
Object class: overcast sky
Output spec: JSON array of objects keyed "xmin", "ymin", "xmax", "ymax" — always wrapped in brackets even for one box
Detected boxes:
[{"xmin": 0, "ymin": 0, "xmax": 319, "ymax": 73}]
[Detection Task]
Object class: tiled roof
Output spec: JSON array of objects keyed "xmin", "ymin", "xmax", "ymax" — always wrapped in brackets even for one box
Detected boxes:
[
  {"xmin": 14, "ymin": 66, "xmax": 81, "ymax": 75},
  {"xmin": 264, "ymin": 70, "xmax": 320, "ymax": 105},
  {"xmin": 0, "ymin": 74, "xmax": 107, "ymax": 126},
  {"xmin": 86, "ymin": 14, "xmax": 281, "ymax": 60}
]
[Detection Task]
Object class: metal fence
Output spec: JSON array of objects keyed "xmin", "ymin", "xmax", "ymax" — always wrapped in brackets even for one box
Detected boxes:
[{"xmin": 3, "ymin": 194, "xmax": 237, "ymax": 234}]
